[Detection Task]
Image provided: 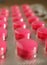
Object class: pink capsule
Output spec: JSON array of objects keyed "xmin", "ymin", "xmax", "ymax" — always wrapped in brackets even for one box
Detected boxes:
[
  {"xmin": 32, "ymin": 21, "xmax": 45, "ymax": 31},
  {"xmin": 0, "ymin": 21, "xmax": 8, "ymax": 29},
  {"xmin": 17, "ymin": 38, "xmax": 38, "ymax": 59},
  {"xmin": 28, "ymin": 16, "xmax": 39, "ymax": 24},
  {"xmin": 13, "ymin": 17, "xmax": 24, "ymax": 22},
  {"xmin": 0, "ymin": 28, "xmax": 7, "ymax": 41},
  {"xmin": 37, "ymin": 27, "xmax": 47, "ymax": 40},
  {"xmin": 15, "ymin": 28, "xmax": 31, "ymax": 40},
  {"xmin": 13, "ymin": 22, "xmax": 26, "ymax": 29},
  {"xmin": 0, "ymin": 40, "xmax": 7, "ymax": 59}
]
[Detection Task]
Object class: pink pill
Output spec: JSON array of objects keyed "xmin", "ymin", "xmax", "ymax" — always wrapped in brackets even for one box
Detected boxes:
[
  {"xmin": 1, "ymin": 9, "xmax": 9, "ymax": 17},
  {"xmin": 13, "ymin": 22, "xmax": 26, "ymax": 29},
  {"xmin": 0, "ymin": 28, "xmax": 7, "ymax": 41},
  {"xmin": 32, "ymin": 21, "xmax": 45, "ymax": 31},
  {"xmin": 23, "ymin": 8, "xmax": 31, "ymax": 13},
  {"xmin": 1, "ymin": 8, "xmax": 9, "ymax": 12},
  {"xmin": 11, "ymin": 5, "xmax": 19, "ymax": 10},
  {"xmin": 0, "ymin": 15, "xmax": 7, "ymax": 22},
  {"xmin": 37, "ymin": 27, "xmax": 47, "ymax": 40},
  {"xmin": 12, "ymin": 9, "xmax": 20, "ymax": 14},
  {"xmin": 0, "ymin": 21, "xmax": 8, "ymax": 29},
  {"xmin": 13, "ymin": 17, "xmax": 24, "ymax": 22},
  {"xmin": 23, "ymin": 8, "xmax": 33, "ymax": 14},
  {"xmin": 28, "ymin": 16, "xmax": 39, "ymax": 24},
  {"xmin": 0, "ymin": 40, "xmax": 7, "ymax": 59},
  {"xmin": 17, "ymin": 38, "xmax": 38, "ymax": 59},
  {"xmin": 22, "ymin": 4, "xmax": 30, "ymax": 9},
  {"xmin": 25, "ymin": 12, "xmax": 35, "ymax": 18},
  {"xmin": 24, "ymin": 9, "xmax": 33, "ymax": 14},
  {"xmin": 1, "ymin": 11, "xmax": 9, "ymax": 15},
  {"xmin": 15, "ymin": 28, "xmax": 31, "ymax": 40},
  {"xmin": 12, "ymin": 13, "xmax": 22, "ymax": 18},
  {"xmin": 11, "ymin": 6, "xmax": 20, "ymax": 13}
]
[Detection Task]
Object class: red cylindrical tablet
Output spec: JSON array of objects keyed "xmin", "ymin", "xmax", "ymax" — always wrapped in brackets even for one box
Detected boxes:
[
  {"xmin": 17, "ymin": 38, "xmax": 38, "ymax": 59},
  {"xmin": 0, "ymin": 28, "xmax": 7, "ymax": 40},
  {"xmin": 37, "ymin": 27, "xmax": 47, "ymax": 40},
  {"xmin": 0, "ymin": 40, "xmax": 7, "ymax": 59},
  {"xmin": 0, "ymin": 21, "xmax": 8, "ymax": 29},
  {"xmin": 32, "ymin": 21, "xmax": 45, "ymax": 31},
  {"xmin": 28, "ymin": 16, "xmax": 39, "ymax": 24},
  {"xmin": 15, "ymin": 28, "xmax": 31, "ymax": 40},
  {"xmin": 13, "ymin": 17, "xmax": 24, "ymax": 22},
  {"xmin": 13, "ymin": 22, "xmax": 26, "ymax": 29}
]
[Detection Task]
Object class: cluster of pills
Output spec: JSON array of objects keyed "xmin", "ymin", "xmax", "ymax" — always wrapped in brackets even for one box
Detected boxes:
[
  {"xmin": 11, "ymin": 5, "xmax": 38, "ymax": 60},
  {"xmin": 0, "ymin": 8, "xmax": 9, "ymax": 59},
  {"xmin": 22, "ymin": 4, "xmax": 47, "ymax": 54},
  {"xmin": 0, "ymin": 5, "xmax": 47, "ymax": 60},
  {"xmin": 11, "ymin": 5, "xmax": 31, "ymax": 40}
]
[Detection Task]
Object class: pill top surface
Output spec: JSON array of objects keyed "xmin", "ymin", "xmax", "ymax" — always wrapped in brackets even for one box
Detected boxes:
[{"xmin": 17, "ymin": 38, "xmax": 38, "ymax": 52}]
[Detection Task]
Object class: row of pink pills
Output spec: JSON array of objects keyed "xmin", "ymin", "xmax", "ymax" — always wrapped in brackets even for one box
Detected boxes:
[
  {"xmin": 0, "ymin": 8, "xmax": 9, "ymax": 59},
  {"xmin": 11, "ymin": 5, "xmax": 38, "ymax": 60},
  {"xmin": 11, "ymin": 5, "xmax": 31, "ymax": 40},
  {"xmin": 11, "ymin": 5, "xmax": 26, "ymax": 29},
  {"xmin": 22, "ymin": 4, "xmax": 47, "ymax": 53},
  {"xmin": 11, "ymin": 5, "xmax": 23, "ymax": 22},
  {"xmin": 22, "ymin": 4, "xmax": 39, "ymax": 24}
]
